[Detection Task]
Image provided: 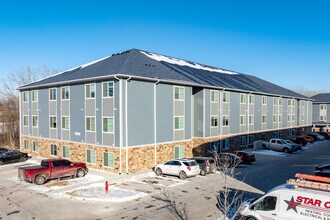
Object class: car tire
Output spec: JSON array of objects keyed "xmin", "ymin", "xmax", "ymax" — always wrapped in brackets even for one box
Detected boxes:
[
  {"xmin": 200, "ymin": 169, "xmax": 206, "ymax": 176},
  {"xmin": 283, "ymin": 148, "xmax": 289, "ymax": 154},
  {"xmin": 155, "ymin": 168, "xmax": 162, "ymax": 176},
  {"xmin": 246, "ymin": 217, "xmax": 256, "ymax": 220},
  {"xmin": 19, "ymin": 157, "xmax": 26, "ymax": 162},
  {"xmin": 76, "ymin": 169, "xmax": 85, "ymax": 178},
  {"xmin": 34, "ymin": 175, "xmax": 46, "ymax": 185},
  {"xmin": 179, "ymin": 171, "xmax": 187, "ymax": 180}
]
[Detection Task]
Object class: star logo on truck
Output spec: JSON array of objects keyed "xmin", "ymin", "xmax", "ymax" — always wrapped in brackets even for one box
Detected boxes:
[{"xmin": 285, "ymin": 196, "xmax": 300, "ymax": 213}]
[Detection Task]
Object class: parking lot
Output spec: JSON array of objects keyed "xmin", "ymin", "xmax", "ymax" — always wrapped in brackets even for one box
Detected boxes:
[{"xmin": 0, "ymin": 140, "xmax": 329, "ymax": 220}]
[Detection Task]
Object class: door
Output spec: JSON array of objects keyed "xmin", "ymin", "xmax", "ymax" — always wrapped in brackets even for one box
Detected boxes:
[
  {"xmin": 51, "ymin": 161, "xmax": 63, "ymax": 178},
  {"xmin": 59, "ymin": 160, "xmax": 75, "ymax": 177},
  {"xmin": 163, "ymin": 161, "xmax": 174, "ymax": 175},
  {"xmin": 171, "ymin": 161, "xmax": 182, "ymax": 176},
  {"xmin": 253, "ymin": 195, "xmax": 279, "ymax": 220}
]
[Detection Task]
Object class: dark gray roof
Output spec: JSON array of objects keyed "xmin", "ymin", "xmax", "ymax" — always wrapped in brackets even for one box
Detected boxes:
[
  {"xmin": 310, "ymin": 93, "xmax": 330, "ymax": 103},
  {"xmin": 18, "ymin": 49, "xmax": 307, "ymax": 99}
]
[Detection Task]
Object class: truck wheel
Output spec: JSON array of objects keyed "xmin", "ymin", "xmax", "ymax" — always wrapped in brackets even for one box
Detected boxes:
[
  {"xmin": 76, "ymin": 169, "xmax": 85, "ymax": 178},
  {"xmin": 20, "ymin": 157, "xmax": 26, "ymax": 162},
  {"xmin": 179, "ymin": 171, "xmax": 187, "ymax": 180},
  {"xmin": 34, "ymin": 175, "xmax": 46, "ymax": 185},
  {"xmin": 246, "ymin": 217, "xmax": 256, "ymax": 220},
  {"xmin": 155, "ymin": 168, "xmax": 162, "ymax": 176},
  {"xmin": 200, "ymin": 169, "xmax": 206, "ymax": 176},
  {"xmin": 283, "ymin": 148, "xmax": 289, "ymax": 153}
]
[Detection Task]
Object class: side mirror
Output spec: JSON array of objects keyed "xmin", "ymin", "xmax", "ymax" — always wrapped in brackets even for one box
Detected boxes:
[{"xmin": 71, "ymin": 163, "xmax": 74, "ymax": 166}]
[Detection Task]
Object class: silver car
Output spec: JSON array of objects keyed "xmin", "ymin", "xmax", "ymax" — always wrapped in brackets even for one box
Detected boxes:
[{"xmin": 153, "ymin": 159, "xmax": 200, "ymax": 179}]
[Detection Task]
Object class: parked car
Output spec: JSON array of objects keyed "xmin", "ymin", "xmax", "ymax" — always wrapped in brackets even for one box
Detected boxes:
[
  {"xmin": 0, "ymin": 148, "xmax": 10, "ymax": 153},
  {"xmin": 304, "ymin": 135, "xmax": 314, "ymax": 143},
  {"xmin": 285, "ymin": 140, "xmax": 302, "ymax": 151},
  {"xmin": 317, "ymin": 132, "xmax": 330, "ymax": 140},
  {"xmin": 266, "ymin": 139, "xmax": 295, "ymax": 153},
  {"xmin": 191, "ymin": 157, "xmax": 217, "ymax": 176},
  {"xmin": 308, "ymin": 133, "xmax": 325, "ymax": 141},
  {"xmin": 315, "ymin": 164, "xmax": 330, "ymax": 177},
  {"xmin": 235, "ymin": 151, "xmax": 256, "ymax": 163},
  {"xmin": 217, "ymin": 153, "xmax": 241, "ymax": 168},
  {"xmin": 292, "ymin": 136, "xmax": 307, "ymax": 146},
  {"xmin": 153, "ymin": 159, "xmax": 200, "ymax": 179},
  {"xmin": 0, "ymin": 150, "xmax": 28, "ymax": 165},
  {"xmin": 18, "ymin": 159, "xmax": 88, "ymax": 185}
]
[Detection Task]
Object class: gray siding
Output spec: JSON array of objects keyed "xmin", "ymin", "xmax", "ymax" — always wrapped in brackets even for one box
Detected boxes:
[
  {"xmin": 70, "ymin": 84, "xmax": 85, "ymax": 142},
  {"xmin": 127, "ymin": 80, "xmax": 154, "ymax": 146},
  {"xmin": 157, "ymin": 84, "xmax": 173, "ymax": 143},
  {"xmin": 96, "ymin": 82, "xmax": 102, "ymax": 145},
  {"xmin": 185, "ymin": 87, "xmax": 192, "ymax": 139},
  {"xmin": 254, "ymin": 95, "xmax": 262, "ymax": 131},
  {"xmin": 267, "ymin": 97, "xmax": 273, "ymax": 129},
  {"xmin": 193, "ymin": 87, "xmax": 204, "ymax": 137},
  {"xmin": 114, "ymin": 80, "xmax": 120, "ymax": 147},
  {"xmin": 282, "ymin": 99, "xmax": 288, "ymax": 128},
  {"xmin": 229, "ymin": 92, "xmax": 240, "ymax": 134},
  {"xmin": 204, "ymin": 89, "xmax": 210, "ymax": 137},
  {"xmin": 39, "ymin": 89, "xmax": 49, "ymax": 138}
]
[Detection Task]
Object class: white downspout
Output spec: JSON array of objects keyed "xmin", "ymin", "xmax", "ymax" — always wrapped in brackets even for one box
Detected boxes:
[{"xmin": 154, "ymin": 80, "xmax": 159, "ymax": 165}]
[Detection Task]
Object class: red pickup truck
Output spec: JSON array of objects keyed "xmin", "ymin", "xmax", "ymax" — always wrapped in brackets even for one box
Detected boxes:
[{"xmin": 18, "ymin": 159, "xmax": 88, "ymax": 185}]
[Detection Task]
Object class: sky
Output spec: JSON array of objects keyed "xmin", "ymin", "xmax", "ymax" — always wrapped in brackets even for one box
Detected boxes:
[{"xmin": 1, "ymin": 0, "xmax": 330, "ymax": 92}]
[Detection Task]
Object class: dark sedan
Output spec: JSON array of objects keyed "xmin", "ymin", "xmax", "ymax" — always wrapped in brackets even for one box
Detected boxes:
[
  {"xmin": 315, "ymin": 164, "xmax": 330, "ymax": 177},
  {"xmin": 0, "ymin": 148, "xmax": 9, "ymax": 153},
  {"xmin": 235, "ymin": 151, "xmax": 256, "ymax": 163},
  {"xmin": 0, "ymin": 151, "xmax": 29, "ymax": 165}
]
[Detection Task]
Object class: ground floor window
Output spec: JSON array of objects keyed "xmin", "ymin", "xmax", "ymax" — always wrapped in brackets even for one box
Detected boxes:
[
  {"xmin": 87, "ymin": 149, "xmax": 96, "ymax": 164},
  {"xmin": 279, "ymin": 131, "xmax": 283, "ymax": 139},
  {"xmin": 62, "ymin": 146, "xmax": 70, "ymax": 159},
  {"xmin": 273, "ymin": 132, "xmax": 278, "ymax": 138},
  {"xmin": 222, "ymin": 139, "xmax": 229, "ymax": 150},
  {"xmin": 50, "ymin": 144, "xmax": 57, "ymax": 156},
  {"xmin": 103, "ymin": 152, "xmax": 114, "ymax": 168},
  {"xmin": 32, "ymin": 141, "xmax": 39, "ymax": 152},
  {"xmin": 249, "ymin": 135, "xmax": 254, "ymax": 145},
  {"xmin": 174, "ymin": 146, "xmax": 185, "ymax": 159},
  {"xmin": 261, "ymin": 133, "xmax": 266, "ymax": 140},
  {"xmin": 240, "ymin": 136, "xmax": 246, "ymax": 147},
  {"xmin": 24, "ymin": 140, "xmax": 29, "ymax": 150}
]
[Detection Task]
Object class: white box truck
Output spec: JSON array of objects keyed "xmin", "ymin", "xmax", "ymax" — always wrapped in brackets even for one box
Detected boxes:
[{"xmin": 239, "ymin": 174, "xmax": 330, "ymax": 220}]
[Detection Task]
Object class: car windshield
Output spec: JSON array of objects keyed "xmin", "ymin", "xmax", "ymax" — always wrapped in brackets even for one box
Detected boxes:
[{"xmin": 183, "ymin": 161, "xmax": 198, "ymax": 166}]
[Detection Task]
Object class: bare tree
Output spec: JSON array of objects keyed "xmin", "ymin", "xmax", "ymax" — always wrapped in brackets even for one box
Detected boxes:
[
  {"xmin": 291, "ymin": 85, "xmax": 328, "ymax": 98},
  {"xmin": 0, "ymin": 65, "xmax": 57, "ymax": 148}
]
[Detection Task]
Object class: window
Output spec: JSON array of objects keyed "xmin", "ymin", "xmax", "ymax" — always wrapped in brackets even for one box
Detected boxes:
[
  {"xmin": 279, "ymin": 131, "xmax": 283, "ymax": 138},
  {"xmin": 279, "ymin": 115, "xmax": 282, "ymax": 123},
  {"xmin": 62, "ymin": 146, "xmax": 70, "ymax": 159},
  {"xmin": 103, "ymin": 82, "xmax": 114, "ymax": 97},
  {"xmin": 249, "ymin": 135, "xmax": 254, "ymax": 145},
  {"xmin": 273, "ymin": 97, "xmax": 277, "ymax": 106},
  {"xmin": 321, "ymin": 116, "xmax": 327, "ymax": 121},
  {"xmin": 103, "ymin": 117, "xmax": 114, "ymax": 133},
  {"xmin": 23, "ymin": 91, "xmax": 29, "ymax": 102},
  {"xmin": 262, "ymin": 96, "xmax": 267, "ymax": 105},
  {"xmin": 321, "ymin": 104, "xmax": 327, "ymax": 110},
  {"xmin": 32, "ymin": 90, "xmax": 38, "ymax": 102},
  {"xmin": 255, "ymin": 196, "xmax": 277, "ymax": 211},
  {"xmin": 87, "ymin": 149, "xmax": 96, "ymax": 164},
  {"xmin": 86, "ymin": 84, "xmax": 95, "ymax": 98},
  {"xmin": 104, "ymin": 152, "xmax": 114, "ymax": 168},
  {"xmin": 86, "ymin": 117, "xmax": 95, "ymax": 131},
  {"xmin": 174, "ymin": 116, "xmax": 184, "ymax": 130},
  {"xmin": 240, "ymin": 136, "xmax": 246, "ymax": 147},
  {"xmin": 249, "ymin": 95, "xmax": 255, "ymax": 104},
  {"xmin": 279, "ymin": 98, "xmax": 283, "ymax": 106},
  {"xmin": 210, "ymin": 90, "xmax": 219, "ymax": 102},
  {"xmin": 211, "ymin": 116, "xmax": 218, "ymax": 127},
  {"xmin": 262, "ymin": 115, "xmax": 267, "ymax": 124},
  {"xmin": 62, "ymin": 117, "xmax": 70, "ymax": 129},
  {"xmin": 249, "ymin": 115, "xmax": 254, "ymax": 125},
  {"xmin": 23, "ymin": 115, "xmax": 28, "ymax": 126},
  {"xmin": 174, "ymin": 87, "xmax": 184, "ymax": 100},
  {"xmin": 223, "ymin": 92, "xmax": 230, "ymax": 103},
  {"xmin": 32, "ymin": 115, "xmax": 38, "ymax": 127},
  {"xmin": 292, "ymin": 114, "xmax": 295, "ymax": 121},
  {"xmin": 50, "ymin": 144, "xmax": 57, "ymax": 156},
  {"xmin": 301, "ymin": 101, "xmax": 305, "ymax": 107},
  {"xmin": 287, "ymin": 115, "xmax": 291, "ymax": 122},
  {"xmin": 261, "ymin": 133, "xmax": 266, "ymax": 140},
  {"xmin": 273, "ymin": 132, "xmax": 278, "ymax": 138},
  {"xmin": 301, "ymin": 114, "xmax": 304, "ymax": 121},
  {"xmin": 61, "ymin": 87, "xmax": 69, "ymax": 100},
  {"xmin": 240, "ymin": 115, "xmax": 246, "ymax": 125},
  {"xmin": 49, "ymin": 88, "xmax": 56, "ymax": 100},
  {"xmin": 240, "ymin": 94, "xmax": 246, "ymax": 104},
  {"xmin": 222, "ymin": 139, "xmax": 229, "ymax": 150},
  {"xmin": 288, "ymin": 99, "xmax": 292, "ymax": 106},
  {"xmin": 33, "ymin": 141, "xmax": 39, "ymax": 152},
  {"xmin": 174, "ymin": 146, "xmax": 185, "ymax": 159},
  {"xmin": 50, "ymin": 116, "xmax": 56, "ymax": 128},
  {"xmin": 273, "ymin": 115, "xmax": 277, "ymax": 123},
  {"xmin": 222, "ymin": 115, "xmax": 229, "ymax": 126},
  {"xmin": 24, "ymin": 140, "xmax": 29, "ymax": 150}
]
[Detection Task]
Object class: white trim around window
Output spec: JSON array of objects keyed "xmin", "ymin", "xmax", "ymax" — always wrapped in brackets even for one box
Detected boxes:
[
  {"xmin": 222, "ymin": 115, "xmax": 229, "ymax": 127},
  {"xmin": 31, "ymin": 90, "xmax": 38, "ymax": 102},
  {"xmin": 85, "ymin": 83, "xmax": 96, "ymax": 99},
  {"xmin": 240, "ymin": 115, "xmax": 246, "ymax": 125},
  {"xmin": 86, "ymin": 116, "xmax": 96, "ymax": 132},
  {"xmin": 210, "ymin": 115, "xmax": 218, "ymax": 127},
  {"xmin": 174, "ymin": 116, "xmax": 185, "ymax": 130},
  {"xmin": 61, "ymin": 116, "xmax": 70, "ymax": 130},
  {"xmin": 262, "ymin": 115, "xmax": 267, "ymax": 124},
  {"xmin": 223, "ymin": 92, "xmax": 230, "ymax": 103},
  {"xmin": 249, "ymin": 115, "xmax": 254, "ymax": 125},
  {"xmin": 174, "ymin": 86, "xmax": 185, "ymax": 101},
  {"xmin": 23, "ymin": 115, "xmax": 29, "ymax": 127},
  {"xmin": 49, "ymin": 115, "xmax": 57, "ymax": 129},
  {"xmin": 102, "ymin": 82, "xmax": 114, "ymax": 98},
  {"xmin": 49, "ymin": 88, "xmax": 57, "ymax": 101},
  {"xmin": 22, "ymin": 91, "xmax": 29, "ymax": 103},
  {"xmin": 210, "ymin": 90, "xmax": 219, "ymax": 103},
  {"xmin": 86, "ymin": 149, "xmax": 96, "ymax": 164},
  {"xmin": 61, "ymin": 86, "xmax": 70, "ymax": 100},
  {"xmin": 32, "ymin": 115, "xmax": 38, "ymax": 127},
  {"xmin": 102, "ymin": 117, "xmax": 114, "ymax": 133}
]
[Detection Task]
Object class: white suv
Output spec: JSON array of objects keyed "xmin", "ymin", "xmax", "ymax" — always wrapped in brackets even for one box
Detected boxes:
[{"xmin": 153, "ymin": 159, "xmax": 200, "ymax": 179}]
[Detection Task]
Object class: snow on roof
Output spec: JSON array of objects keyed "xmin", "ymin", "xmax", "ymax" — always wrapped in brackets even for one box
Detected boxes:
[{"xmin": 140, "ymin": 51, "xmax": 238, "ymax": 75}]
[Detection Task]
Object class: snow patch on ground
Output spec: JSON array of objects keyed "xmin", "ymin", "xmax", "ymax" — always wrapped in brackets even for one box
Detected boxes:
[
  {"xmin": 140, "ymin": 51, "xmax": 238, "ymax": 75},
  {"xmin": 66, "ymin": 183, "xmax": 147, "ymax": 202},
  {"xmin": 251, "ymin": 150, "xmax": 287, "ymax": 157}
]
